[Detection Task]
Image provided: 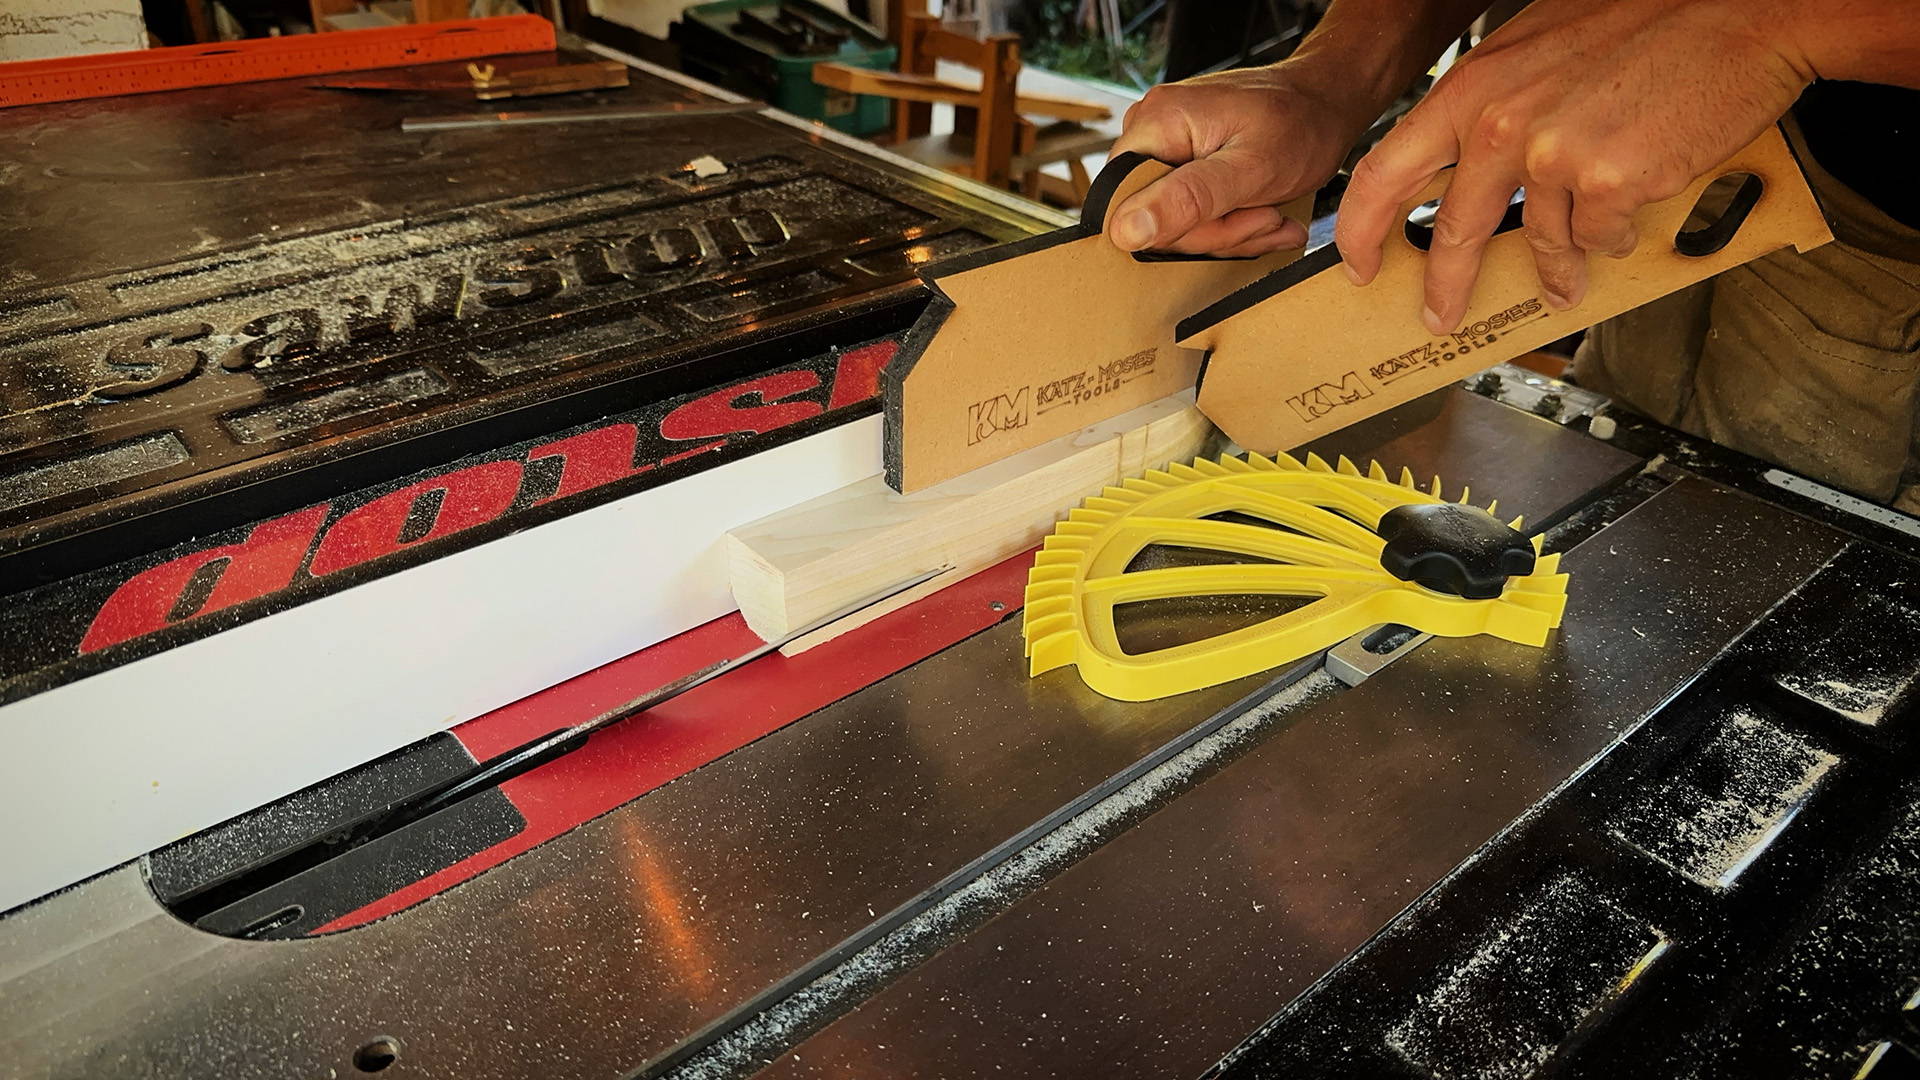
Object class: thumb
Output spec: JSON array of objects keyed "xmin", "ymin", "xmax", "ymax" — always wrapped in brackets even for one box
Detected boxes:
[{"xmin": 1108, "ymin": 153, "xmax": 1262, "ymax": 252}]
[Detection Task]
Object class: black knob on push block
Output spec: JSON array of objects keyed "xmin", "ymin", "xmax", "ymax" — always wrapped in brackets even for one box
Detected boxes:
[{"xmin": 1377, "ymin": 503, "xmax": 1536, "ymax": 600}]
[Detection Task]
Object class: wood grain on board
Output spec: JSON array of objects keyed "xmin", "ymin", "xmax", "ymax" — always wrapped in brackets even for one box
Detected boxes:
[
  {"xmin": 1180, "ymin": 124, "xmax": 1833, "ymax": 454},
  {"xmin": 730, "ymin": 391, "xmax": 1214, "ymax": 648}
]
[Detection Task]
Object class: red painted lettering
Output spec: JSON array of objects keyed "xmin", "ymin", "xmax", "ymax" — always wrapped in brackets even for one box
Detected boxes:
[
  {"xmin": 79, "ymin": 506, "xmax": 329, "ymax": 653},
  {"xmin": 659, "ymin": 370, "xmax": 823, "ymax": 443},
  {"xmin": 827, "ymin": 340, "xmax": 898, "ymax": 412},
  {"xmin": 308, "ymin": 461, "xmax": 522, "ymax": 577},
  {"xmin": 660, "ymin": 440, "xmax": 725, "ymax": 465},
  {"xmin": 77, "ymin": 348, "xmax": 901, "ymax": 655},
  {"xmin": 527, "ymin": 423, "xmax": 650, "ymax": 505}
]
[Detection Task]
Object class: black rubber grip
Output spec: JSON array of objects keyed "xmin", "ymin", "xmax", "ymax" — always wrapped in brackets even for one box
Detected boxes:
[{"xmin": 1377, "ymin": 503, "xmax": 1536, "ymax": 600}]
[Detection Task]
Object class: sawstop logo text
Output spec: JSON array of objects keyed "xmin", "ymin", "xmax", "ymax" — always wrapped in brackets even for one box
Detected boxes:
[
  {"xmin": 85, "ymin": 212, "xmax": 792, "ymax": 399},
  {"xmin": 71, "ymin": 341, "xmax": 897, "ymax": 657}
]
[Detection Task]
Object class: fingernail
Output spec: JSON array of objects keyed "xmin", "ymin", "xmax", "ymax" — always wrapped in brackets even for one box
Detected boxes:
[
  {"xmin": 1113, "ymin": 209, "xmax": 1155, "ymax": 251},
  {"xmin": 1543, "ymin": 289, "xmax": 1572, "ymax": 311},
  {"xmin": 1422, "ymin": 305, "xmax": 1448, "ymax": 335},
  {"xmin": 1342, "ymin": 262, "xmax": 1363, "ymax": 286}
]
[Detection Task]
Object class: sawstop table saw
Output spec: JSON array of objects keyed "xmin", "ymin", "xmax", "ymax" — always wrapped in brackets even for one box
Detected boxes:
[{"xmin": 6, "ymin": 34, "xmax": 1920, "ymax": 1080}]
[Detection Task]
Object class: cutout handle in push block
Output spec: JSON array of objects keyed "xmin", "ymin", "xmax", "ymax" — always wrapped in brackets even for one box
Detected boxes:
[{"xmin": 1178, "ymin": 124, "xmax": 1833, "ymax": 455}]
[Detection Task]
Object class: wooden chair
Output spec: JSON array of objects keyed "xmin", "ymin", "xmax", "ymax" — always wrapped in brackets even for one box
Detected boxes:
[{"xmin": 812, "ymin": 3, "xmax": 1112, "ymax": 201}]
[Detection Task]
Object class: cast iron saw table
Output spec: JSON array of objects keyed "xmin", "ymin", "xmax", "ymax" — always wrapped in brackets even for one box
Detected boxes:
[{"xmin": 5, "ymin": 40, "xmax": 1920, "ymax": 1080}]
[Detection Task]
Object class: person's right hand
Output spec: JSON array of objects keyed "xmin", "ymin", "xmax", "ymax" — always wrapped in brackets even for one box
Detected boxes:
[
  {"xmin": 1331, "ymin": 0, "xmax": 1812, "ymax": 335},
  {"xmin": 1105, "ymin": 63, "xmax": 1375, "ymax": 257}
]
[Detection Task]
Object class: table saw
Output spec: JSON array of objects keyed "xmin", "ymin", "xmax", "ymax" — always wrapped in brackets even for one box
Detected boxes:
[{"xmin": 5, "ymin": 35, "xmax": 1920, "ymax": 1080}]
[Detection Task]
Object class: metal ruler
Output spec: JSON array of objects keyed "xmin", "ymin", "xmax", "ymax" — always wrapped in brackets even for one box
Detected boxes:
[
  {"xmin": 0, "ymin": 15, "xmax": 556, "ymax": 109},
  {"xmin": 1765, "ymin": 468, "xmax": 1920, "ymax": 539}
]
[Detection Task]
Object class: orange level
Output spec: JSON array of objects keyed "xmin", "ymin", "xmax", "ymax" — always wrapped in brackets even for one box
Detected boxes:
[{"xmin": 0, "ymin": 15, "xmax": 558, "ymax": 109}]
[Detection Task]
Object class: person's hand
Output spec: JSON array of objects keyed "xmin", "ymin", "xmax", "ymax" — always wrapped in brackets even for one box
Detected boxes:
[
  {"xmin": 1334, "ymin": 0, "xmax": 1813, "ymax": 334},
  {"xmin": 1105, "ymin": 63, "xmax": 1376, "ymax": 257}
]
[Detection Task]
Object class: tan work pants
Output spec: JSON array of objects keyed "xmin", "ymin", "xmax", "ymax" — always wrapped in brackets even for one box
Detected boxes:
[{"xmin": 1574, "ymin": 120, "xmax": 1920, "ymax": 512}]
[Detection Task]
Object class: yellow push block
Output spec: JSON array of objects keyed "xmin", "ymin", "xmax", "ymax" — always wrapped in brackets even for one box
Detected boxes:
[{"xmin": 1022, "ymin": 451, "xmax": 1569, "ymax": 701}]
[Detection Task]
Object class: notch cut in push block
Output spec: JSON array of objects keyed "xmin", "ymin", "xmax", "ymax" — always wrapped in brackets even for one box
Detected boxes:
[{"xmin": 882, "ymin": 151, "xmax": 1310, "ymax": 494}]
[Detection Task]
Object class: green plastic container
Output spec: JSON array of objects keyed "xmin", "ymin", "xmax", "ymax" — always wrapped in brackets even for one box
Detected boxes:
[{"xmin": 673, "ymin": 0, "xmax": 896, "ymax": 136}]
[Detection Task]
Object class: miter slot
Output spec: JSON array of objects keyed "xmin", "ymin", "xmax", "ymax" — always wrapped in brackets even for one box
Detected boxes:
[{"xmin": 665, "ymin": 658, "xmax": 1343, "ymax": 1077}]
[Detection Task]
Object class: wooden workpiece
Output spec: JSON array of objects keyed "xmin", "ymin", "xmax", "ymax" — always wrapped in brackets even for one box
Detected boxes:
[
  {"xmin": 1180, "ymin": 124, "xmax": 1833, "ymax": 454},
  {"xmin": 883, "ymin": 152, "xmax": 1309, "ymax": 493},
  {"xmin": 728, "ymin": 391, "xmax": 1214, "ymax": 649}
]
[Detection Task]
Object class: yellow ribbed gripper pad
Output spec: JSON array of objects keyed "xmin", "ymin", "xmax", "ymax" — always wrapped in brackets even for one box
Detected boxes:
[{"xmin": 1021, "ymin": 451, "xmax": 1569, "ymax": 701}]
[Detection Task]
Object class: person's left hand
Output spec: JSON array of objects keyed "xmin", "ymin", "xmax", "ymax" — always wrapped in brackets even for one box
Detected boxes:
[{"xmin": 1334, "ymin": 0, "xmax": 1814, "ymax": 334}]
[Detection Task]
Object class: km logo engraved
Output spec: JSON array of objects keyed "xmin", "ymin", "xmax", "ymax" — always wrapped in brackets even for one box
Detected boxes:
[
  {"xmin": 968, "ymin": 388, "xmax": 1030, "ymax": 444},
  {"xmin": 1286, "ymin": 371, "xmax": 1373, "ymax": 423}
]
